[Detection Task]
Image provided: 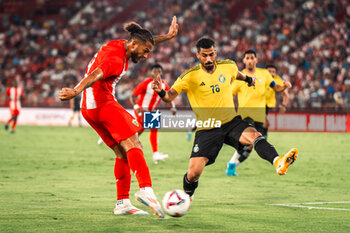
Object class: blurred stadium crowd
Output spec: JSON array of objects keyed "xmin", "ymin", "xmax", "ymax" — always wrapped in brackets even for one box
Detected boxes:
[{"xmin": 0, "ymin": 0, "xmax": 349, "ymax": 111}]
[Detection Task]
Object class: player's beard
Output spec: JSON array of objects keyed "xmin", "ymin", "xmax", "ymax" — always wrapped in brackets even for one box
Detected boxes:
[
  {"xmin": 131, "ymin": 52, "xmax": 140, "ymax": 63},
  {"xmin": 247, "ymin": 63, "xmax": 255, "ymax": 72},
  {"xmin": 204, "ymin": 62, "xmax": 214, "ymax": 71},
  {"xmin": 247, "ymin": 66, "xmax": 254, "ymax": 72}
]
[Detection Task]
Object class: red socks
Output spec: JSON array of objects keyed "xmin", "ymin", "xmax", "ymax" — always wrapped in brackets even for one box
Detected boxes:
[
  {"xmin": 150, "ymin": 129, "xmax": 158, "ymax": 153},
  {"xmin": 6, "ymin": 117, "xmax": 17, "ymax": 131},
  {"xmin": 126, "ymin": 148, "xmax": 152, "ymax": 188},
  {"xmin": 114, "ymin": 149, "xmax": 152, "ymax": 200},
  {"xmin": 11, "ymin": 119, "xmax": 17, "ymax": 131},
  {"xmin": 114, "ymin": 158, "xmax": 131, "ymax": 200}
]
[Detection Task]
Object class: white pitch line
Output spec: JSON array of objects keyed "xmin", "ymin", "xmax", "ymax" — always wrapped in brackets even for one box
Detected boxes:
[
  {"xmin": 302, "ymin": 201, "xmax": 350, "ymax": 205},
  {"xmin": 266, "ymin": 203, "xmax": 350, "ymax": 211}
]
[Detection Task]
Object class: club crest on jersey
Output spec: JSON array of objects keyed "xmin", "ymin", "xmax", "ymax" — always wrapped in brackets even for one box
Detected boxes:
[
  {"xmin": 218, "ymin": 74, "xmax": 226, "ymax": 83},
  {"xmin": 193, "ymin": 144, "xmax": 199, "ymax": 153},
  {"xmin": 257, "ymin": 77, "xmax": 263, "ymax": 83},
  {"xmin": 132, "ymin": 119, "xmax": 139, "ymax": 127}
]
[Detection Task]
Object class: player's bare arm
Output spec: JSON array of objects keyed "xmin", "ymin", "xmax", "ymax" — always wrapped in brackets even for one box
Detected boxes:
[
  {"xmin": 129, "ymin": 93, "xmax": 143, "ymax": 115},
  {"xmin": 237, "ymin": 71, "xmax": 256, "ymax": 86},
  {"xmin": 160, "ymin": 89, "xmax": 178, "ymax": 103},
  {"xmin": 166, "ymin": 101, "xmax": 177, "ymax": 115},
  {"xmin": 151, "ymin": 75, "xmax": 178, "ymax": 102},
  {"xmin": 153, "ymin": 16, "xmax": 179, "ymax": 45},
  {"xmin": 273, "ymin": 81, "xmax": 292, "ymax": 93},
  {"xmin": 59, "ymin": 68, "xmax": 104, "ymax": 101},
  {"xmin": 279, "ymin": 90, "xmax": 289, "ymax": 113},
  {"xmin": 129, "ymin": 94, "xmax": 137, "ymax": 107},
  {"xmin": 282, "ymin": 90, "xmax": 289, "ymax": 106}
]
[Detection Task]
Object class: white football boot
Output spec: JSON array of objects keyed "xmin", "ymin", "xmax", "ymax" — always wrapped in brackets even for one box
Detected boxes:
[
  {"xmin": 152, "ymin": 152, "xmax": 168, "ymax": 164},
  {"xmin": 97, "ymin": 137, "xmax": 104, "ymax": 145},
  {"xmin": 135, "ymin": 187, "xmax": 164, "ymax": 218},
  {"xmin": 113, "ymin": 199, "xmax": 149, "ymax": 215}
]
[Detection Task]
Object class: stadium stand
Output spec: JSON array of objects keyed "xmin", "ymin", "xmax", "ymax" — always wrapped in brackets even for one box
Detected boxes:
[{"xmin": 0, "ymin": 0, "xmax": 349, "ymax": 110}]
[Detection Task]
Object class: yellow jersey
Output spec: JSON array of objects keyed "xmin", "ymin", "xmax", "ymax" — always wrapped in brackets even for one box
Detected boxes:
[
  {"xmin": 172, "ymin": 59, "xmax": 239, "ymax": 130},
  {"xmin": 265, "ymin": 75, "xmax": 284, "ymax": 108},
  {"xmin": 232, "ymin": 68, "xmax": 274, "ymax": 123}
]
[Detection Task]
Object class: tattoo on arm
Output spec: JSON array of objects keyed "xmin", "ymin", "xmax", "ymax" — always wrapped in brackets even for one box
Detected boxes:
[{"xmin": 153, "ymin": 35, "xmax": 171, "ymax": 46}]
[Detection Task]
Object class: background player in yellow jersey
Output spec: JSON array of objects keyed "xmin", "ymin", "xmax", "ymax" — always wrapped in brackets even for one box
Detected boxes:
[
  {"xmin": 226, "ymin": 50, "xmax": 292, "ymax": 176},
  {"xmin": 152, "ymin": 38, "xmax": 298, "ymax": 199},
  {"xmin": 263, "ymin": 65, "xmax": 289, "ymax": 136}
]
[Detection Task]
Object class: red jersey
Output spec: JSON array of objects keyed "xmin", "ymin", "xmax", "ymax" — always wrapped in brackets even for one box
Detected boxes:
[
  {"xmin": 6, "ymin": 87, "xmax": 23, "ymax": 111},
  {"xmin": 81, "ymin": 39, "xmax": 129, "ymax": 109},
  {"xmin": 133, "ymin": 78, "xmax": 170, "ymax": 111}
]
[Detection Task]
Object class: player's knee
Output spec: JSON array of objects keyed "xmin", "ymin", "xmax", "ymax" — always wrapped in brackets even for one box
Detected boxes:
[
  {"xmin": 120, "ymin": 134, "xmax": 143, "ymax": 152},
  {"xmin": 244, "ymin": 131, "xmax": 262, "ymax": 145},
  {"xmin": 132, "ymin": 139, "xmax": 143, "ymax": 150},
  {"xmin": 250, "ymin": 132, "xmax": 262, "ymax": 143},
  {"xmin": 113, "ymin": 144, "xmax": 127, "ymax": 159},
  {"xmin": 240, "ymin": 127, "xmax": 262, "ymax": 145}
]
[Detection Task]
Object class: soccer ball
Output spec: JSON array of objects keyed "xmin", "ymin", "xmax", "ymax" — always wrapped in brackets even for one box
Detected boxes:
[{"xmin": 162, "ymin": 189, "xmax": 191, "ymax": 217}]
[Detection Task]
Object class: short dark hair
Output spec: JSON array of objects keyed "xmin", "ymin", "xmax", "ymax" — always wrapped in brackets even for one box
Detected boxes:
[
  {"xmin": 124, "ymin": 22, "xmax": 154, "ymax": 45},
  {"xmin": 266, "ymin": 65, "xmax": 277, "ymax": 70},
  {"xmin": 196, "ymin": 37, "xmax": 215, "ymax": 52},
  {"xmin": 243, "ymin": 49, "xmax": 257, "ymax": 58},
  {"xmin": 151, "ymin": 64, "xmax": 163, "ymax": 70}
]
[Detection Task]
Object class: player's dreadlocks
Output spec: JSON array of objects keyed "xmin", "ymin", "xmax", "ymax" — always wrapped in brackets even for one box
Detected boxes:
[{"xmin": 124, "ymin": 22, "xmax": 154, "ymax": 45}]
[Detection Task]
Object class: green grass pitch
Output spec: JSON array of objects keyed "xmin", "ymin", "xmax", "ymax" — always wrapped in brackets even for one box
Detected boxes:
[{"xmin": 1, "ymin": 125, "xmax": 350, "ymax": 232}]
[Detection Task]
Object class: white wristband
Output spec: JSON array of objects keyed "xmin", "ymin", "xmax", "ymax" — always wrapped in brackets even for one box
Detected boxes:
[{"xmin": 133, "ymin": 104, "xmax": 140, "ymax": 110}]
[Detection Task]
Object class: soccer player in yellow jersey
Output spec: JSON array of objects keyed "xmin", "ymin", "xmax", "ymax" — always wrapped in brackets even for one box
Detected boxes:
[
  {"xmin": 226, "ymin": 50, "xmax": 292, "ymax": 176},
  {"xmin": 263, "ymin": 65, "xmax": 289, "ymax": 136},
  {"xmin": 152, "ymin": 38, "xmax": 298, "ymax": 199}
]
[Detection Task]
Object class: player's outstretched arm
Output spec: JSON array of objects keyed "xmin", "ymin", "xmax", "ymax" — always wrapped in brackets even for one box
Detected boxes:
[
  {"xmin": 166, "ymin": 101, "xmax": 177, "ymax": 115},
  {"xmin": 59, "ymin": 68, "xmax": 104, "ymax": 101},
  {"xmin": 279, "ymin": 90, "xmax": 289, "ymax": 113},
  {"xmin": 130, "ymin": 94, "xmax": 143, "ymax": 116},
  {"xmin": 282, "ymin": 90, "xmax": 289, "ymax": 106},
  {"xmin": 153, "ymin": 16, "xmax": 179, "ymax": 46},
  {"xmin": 237, "ymin": 71, "xmax": 256, "ymax": 86},
  {"xmin": 273, "ymin": 81, "xmax": 292, "ymax": 93},
  {"xmin": 152, "ymin": 75, "xmax": 178, "ymax": 102}
]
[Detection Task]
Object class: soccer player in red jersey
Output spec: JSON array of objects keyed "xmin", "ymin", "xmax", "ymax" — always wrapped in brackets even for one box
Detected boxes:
[
  {"xmin": 5, "ymin": 80, "xmax": 24, "ymax": 134},
  {"xmin": 130, "ymin": 64, "xmax": 176, "ymax": 164},
  {"xmin": 59, "ymin": 17, "xmax": 178, "ymax": 218}
]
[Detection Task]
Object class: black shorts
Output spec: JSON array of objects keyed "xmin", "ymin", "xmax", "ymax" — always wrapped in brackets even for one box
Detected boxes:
[
  {"xmin": 242, "ymin": 117, "xmax": 265, "ymax": 135},
  {"xmin": 74, "ymin": 96, "xmax": 81, "ymax": 111},
  {"xmin": 266, "ymin": 106, "xmax": 271, "ymax": 115},
  {"xmin": 73, "ymin": 106, "xmax": 81, "ymax": 112},
  {"xmin": 190, "ymin": 116, "xmax": 251, "ymax": 165}
]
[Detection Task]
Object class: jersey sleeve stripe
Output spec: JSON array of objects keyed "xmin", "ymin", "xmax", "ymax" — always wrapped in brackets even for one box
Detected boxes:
[
  {"xmin": 216, "ymin": 59, "xmax": 235, "ymax": 65},
  {"xmin": 178, "ymin": 65, "xmax": 200, "ymax": 79}
]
